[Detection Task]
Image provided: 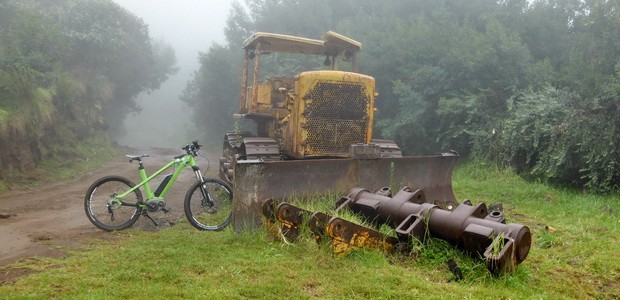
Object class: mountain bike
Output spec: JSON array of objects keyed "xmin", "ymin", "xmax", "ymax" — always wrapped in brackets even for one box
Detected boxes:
[{"xmin": 84, "ymin": 141, "xmax": 232, "ymax": 231}]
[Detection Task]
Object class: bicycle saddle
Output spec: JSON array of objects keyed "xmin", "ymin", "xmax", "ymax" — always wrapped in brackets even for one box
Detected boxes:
[{"xmin": 126, "ymin": 154, "xmax": 150, "ymax": 162}]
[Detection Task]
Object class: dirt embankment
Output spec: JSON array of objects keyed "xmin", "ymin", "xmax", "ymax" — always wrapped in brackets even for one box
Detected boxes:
[{"xmin": 0, "ymin": 147, "xmax": 219, "ymax": 270}]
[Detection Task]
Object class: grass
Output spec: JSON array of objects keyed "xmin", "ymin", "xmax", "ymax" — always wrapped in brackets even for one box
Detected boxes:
[
  {"xmin": 0, "ymin": 135, "xmax": 119, "ymax": 192},
  {"xmin": 1, "ymin": 160, "xmax": 619, "ymax": 299}
]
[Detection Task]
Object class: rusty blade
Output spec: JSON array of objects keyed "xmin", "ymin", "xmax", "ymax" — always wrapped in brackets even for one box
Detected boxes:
[
  {"xmin": 261, "ymin": 199, "xmax": 279, "ymax": 237},
  {"xmin": 307, "ymin": 212, "xmax": 330, "ymax": 243},
  {"xmin": 275, "ymin": 202, "xmax": 310, "ymax": 241},
  {"xmin": 232, "ymin": 153, "xmax": 459, "ymax": 231},
  {"xmin": 326, "ymin": 216, "xmax": 399, "ymax": 255},
  {"xmin": 262, "ymin": 201, "xmax": 331, "ymax": 243}
]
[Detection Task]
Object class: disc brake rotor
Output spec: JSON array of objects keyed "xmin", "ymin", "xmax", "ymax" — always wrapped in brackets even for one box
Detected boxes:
[{"xmin": 202, "ymin": 198, "xmax": 218, "ymax": 214}]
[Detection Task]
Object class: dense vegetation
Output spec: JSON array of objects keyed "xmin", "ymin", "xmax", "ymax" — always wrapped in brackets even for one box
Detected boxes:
[
  {"xmin": 183, "ymin": 0, "xmax": 620, "ymax": 193},
  {"xmin": 0, "ymin": 0, "xmax": 177, "ymax": 178}
]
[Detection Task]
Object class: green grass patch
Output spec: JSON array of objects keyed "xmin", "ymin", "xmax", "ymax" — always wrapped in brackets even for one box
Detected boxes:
[
  {"xmin": 0, "ymin": 135, "xmax": 119, "ymax": 191},
  {"xmin": 1, "ymin": 161, "xmax": 618, "ymax": 299}
]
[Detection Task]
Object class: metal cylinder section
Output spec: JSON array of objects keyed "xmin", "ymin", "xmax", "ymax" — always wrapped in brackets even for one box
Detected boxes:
[{"xmin": 340, "ymin": 187, "xmax": 532, "ymax": 273}]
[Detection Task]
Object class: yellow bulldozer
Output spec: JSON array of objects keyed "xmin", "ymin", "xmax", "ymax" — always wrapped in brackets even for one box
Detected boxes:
[
  {"xmin": 220, "ymin": 32, "xmax": 459, "ymax": 230},
  {"xmin": 216, "ymin": 32, "xmax": 532, "ymax": 275}
]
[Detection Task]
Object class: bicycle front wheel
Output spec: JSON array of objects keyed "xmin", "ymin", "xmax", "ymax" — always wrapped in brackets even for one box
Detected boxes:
[
  {"xmin": 84, "ymin": 176, "xmax": 143, "ymax": 231},
  {"xmin": 184, "ymin": 179, "xmax": 233, "ymax": 231}
]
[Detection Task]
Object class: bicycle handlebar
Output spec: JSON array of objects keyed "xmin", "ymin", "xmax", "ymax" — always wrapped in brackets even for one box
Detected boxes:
[{"xmin": 182, "ymin": 141, "xmax": 201, "ymax": 157}]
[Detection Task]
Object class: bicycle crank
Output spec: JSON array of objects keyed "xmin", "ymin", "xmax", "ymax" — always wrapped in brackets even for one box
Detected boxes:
[{"xmin": 145, "ymin": 199, "xmax": 166, "ymax": 212}]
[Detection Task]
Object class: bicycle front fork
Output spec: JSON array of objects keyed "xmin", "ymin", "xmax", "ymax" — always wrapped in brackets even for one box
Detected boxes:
[
  {"xmin": 193, "ymin": 167, "xmax": 214, "ymax": 206},
  {"xmin": 193, "ymin": 166, "xmax": 205, "ymax": 183}
]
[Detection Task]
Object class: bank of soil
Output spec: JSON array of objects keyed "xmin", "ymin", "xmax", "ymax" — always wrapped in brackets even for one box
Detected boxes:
[{"xmin": 0, "ymin": 147, "xmax": 219, "ymax": 282}]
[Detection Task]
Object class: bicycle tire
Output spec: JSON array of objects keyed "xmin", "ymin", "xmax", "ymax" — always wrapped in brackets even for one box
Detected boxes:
[
  {"xmin": 184, "ymin": 179, "xmax": 233, "ymax": 231},
  {"xmin": 84, "ymin": 176, "xmax": 143, "ymax": 231}
]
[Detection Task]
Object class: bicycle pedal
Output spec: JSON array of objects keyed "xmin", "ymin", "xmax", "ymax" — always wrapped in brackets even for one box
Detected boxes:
[{"xmin": 162, "ymin": 208, "xmax": 171, "ymax": 214}]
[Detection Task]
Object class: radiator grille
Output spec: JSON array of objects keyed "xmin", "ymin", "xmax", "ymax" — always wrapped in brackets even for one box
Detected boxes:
[{"xmin": 303, "ymin": 82, "xmax": 370, "ymax": 156}]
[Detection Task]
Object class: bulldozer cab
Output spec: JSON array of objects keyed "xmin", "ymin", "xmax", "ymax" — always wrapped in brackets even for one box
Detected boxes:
[
  {"xmin": 239, "ymin": 31, "xmax": 363, "ymax": 114},
  {"xmin": 238, "ymin": 32, "xmax": 376, "ymax": 159},
  {"xmin": 242, "ymin": 31, "xmax": 361, "ymax": 70}
]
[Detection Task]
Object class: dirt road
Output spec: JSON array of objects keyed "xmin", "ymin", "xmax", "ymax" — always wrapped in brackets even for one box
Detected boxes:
[{"xmin": 0, "ymin": 146, "xmax": 219, "ymax": 268}]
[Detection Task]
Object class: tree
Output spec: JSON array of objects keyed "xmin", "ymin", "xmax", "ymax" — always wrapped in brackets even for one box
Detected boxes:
[
  {"xmin": 187, "ymin": 0, "xmax": 620, "ymax": 192},
  {"xmin": 181, "ymin": 44, "xmax": 241, "ymax": 143},
  {"xmin": 0, "ymin": 0, "xmax": 177, "ymax": 173}
]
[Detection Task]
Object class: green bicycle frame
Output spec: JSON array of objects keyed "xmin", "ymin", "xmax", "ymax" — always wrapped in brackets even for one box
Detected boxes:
[{"xmin": 115, "ymin": 154, "xmax": 204, "ymax": 205}]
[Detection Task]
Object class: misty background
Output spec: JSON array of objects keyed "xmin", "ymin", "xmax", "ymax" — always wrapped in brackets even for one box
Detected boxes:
[
  {"xmin": 1, "ymin": 0, "xmax": 617, "ymax": 193},
  {"xmin": 113, "ymin": 0, "xmax": 234, "ymax": 147}
]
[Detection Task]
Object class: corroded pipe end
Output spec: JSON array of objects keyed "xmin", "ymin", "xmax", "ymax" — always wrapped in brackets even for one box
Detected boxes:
[{"xmin": 511, "ymin": 225, "xmax": 532, "ymax": 263}]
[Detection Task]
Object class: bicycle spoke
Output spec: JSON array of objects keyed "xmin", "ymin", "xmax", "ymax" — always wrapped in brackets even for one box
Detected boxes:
[
  {"xmin": 184, "ymin": 179, "xmax": 232, "ymax": 231},
  {"xmin": 84, "ymin": 176, "xmax": 143, "ymax": 231}
]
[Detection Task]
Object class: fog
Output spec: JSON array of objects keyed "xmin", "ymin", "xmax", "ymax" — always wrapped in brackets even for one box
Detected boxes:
[{"xmin": 113, "ymin": 0, "xmax": 234, "ymax": 148}]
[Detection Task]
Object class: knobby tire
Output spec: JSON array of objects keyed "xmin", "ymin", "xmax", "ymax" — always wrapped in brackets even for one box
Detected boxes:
[
  {"xmin": 84, "ymin": 176, "xmax": 143, "ymax": 231},
  {"xmin": 184, "ymin": 179, "xmax": 233, "ymax": 231}
]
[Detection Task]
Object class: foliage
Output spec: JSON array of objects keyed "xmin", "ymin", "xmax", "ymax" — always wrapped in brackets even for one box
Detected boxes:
[
  {"xmin": 489, "ymin": 0, "xmax": 620, "ymax": 193},
  {"xmin": 498, "ymin": 83, "xmax": 620, "ymax": 193},
  {"xmin": 0, "ymin": 0, "xmax": 177, "ymax": 177},
  {"xmin": 0, "ymin": 162, "xmax": 618, "ymax": 298},
  {"xmin": 0, "ymin": 66, "xmax": 55, "ymax": 137},
  {"xmin": 181, "ymin": 44, "xmax": 241, "ymax": 143},
  {"xmin": 0, "ymin": 133, "xmax": 119, "ymax": 191},
  {"xmin": 186, "ymin": 0, "xmax": 620, "ymax": 193}
]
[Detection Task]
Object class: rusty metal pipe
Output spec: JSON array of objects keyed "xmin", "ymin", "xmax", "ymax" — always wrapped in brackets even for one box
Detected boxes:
[{"xmin": 340, "ymin": 187, "xmax": 532, "ymax": 273}]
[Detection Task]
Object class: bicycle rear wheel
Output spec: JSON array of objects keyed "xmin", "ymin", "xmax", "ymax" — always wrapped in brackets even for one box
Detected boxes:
[
  {"xmin": 84, "ymin": 176, "xmax": 143, "ymax": 231},
  {"xmin": 184, "ymin": 179, "xmax": 233, "ymax": 231}
]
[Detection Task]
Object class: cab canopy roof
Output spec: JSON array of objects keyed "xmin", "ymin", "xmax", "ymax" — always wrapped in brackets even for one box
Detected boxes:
[{"xmin": 243, "ymin": 31, "xmax": 362, "ymax": 56}]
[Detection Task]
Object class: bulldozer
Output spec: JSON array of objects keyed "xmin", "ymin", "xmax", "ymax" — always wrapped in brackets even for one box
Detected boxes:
[
  {"xmin": 217, "ymin": 31, "xmax": 531, "ymax": 275},
  {"xmin": 220, "ymin": 32, "xmax": 460, "ymax": 231}
]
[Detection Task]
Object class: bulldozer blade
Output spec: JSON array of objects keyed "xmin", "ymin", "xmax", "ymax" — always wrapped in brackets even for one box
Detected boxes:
[
  {"xmin": 326, "ymin": 216, "xmax": 399, "ymax": 255},
  {"xmin": 233, "ymin": 153, "xmax": 459, "ymax": 231}
]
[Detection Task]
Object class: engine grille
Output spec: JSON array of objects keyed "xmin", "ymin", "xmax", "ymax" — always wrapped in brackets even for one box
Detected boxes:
[{"xmin": 303, "ymin": 82, "xmax": 370, "ymax": 156}]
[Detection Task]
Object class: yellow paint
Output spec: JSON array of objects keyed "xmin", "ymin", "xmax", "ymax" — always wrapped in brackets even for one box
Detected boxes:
[
  {"xmin": 290, "ymin": 70, "xmax": 375, "ymax": 158},
  {"xmin": 327, "ymin": 220, "xmax": 393, "ymax": 256}
]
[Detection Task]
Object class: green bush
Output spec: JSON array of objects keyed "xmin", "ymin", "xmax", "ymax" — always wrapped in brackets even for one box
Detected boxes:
[{"xmin": 497, "ymin": 83, "xmax": 620, "ymax": 193}]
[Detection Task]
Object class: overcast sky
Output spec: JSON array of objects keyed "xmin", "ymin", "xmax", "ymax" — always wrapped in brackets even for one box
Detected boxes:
[
  {"xmin": 114, "ymin": 0, "xmax": 234, "ymax": 71},
  {"xmin": 112, "ymin": 0, "xmax": 236, "ymax": 147}
]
